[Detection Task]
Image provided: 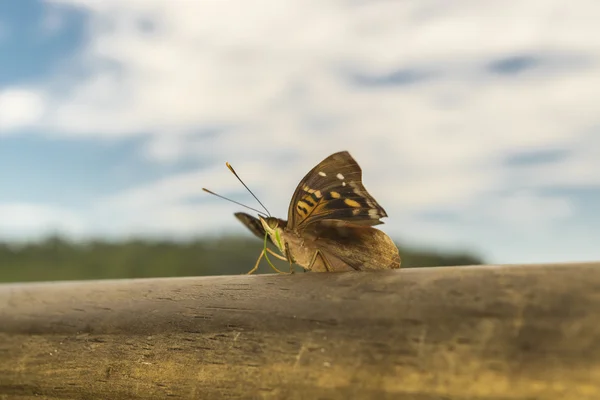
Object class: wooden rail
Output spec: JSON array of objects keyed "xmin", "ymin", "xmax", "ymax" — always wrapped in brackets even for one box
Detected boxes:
[{"xmin": 1, "ymin": 262, "xmax": 599, "ymax": 399}]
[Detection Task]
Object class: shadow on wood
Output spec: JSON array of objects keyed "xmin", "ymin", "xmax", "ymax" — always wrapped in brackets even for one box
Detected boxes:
[{"xmin": 1, "ymin": 262, "xmax": 599, "ymax": 399}]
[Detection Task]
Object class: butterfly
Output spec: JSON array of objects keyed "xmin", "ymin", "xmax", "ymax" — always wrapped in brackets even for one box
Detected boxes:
[{"xmin": 204, "ymin": 151, "xmax": 401, "ymax": 274}]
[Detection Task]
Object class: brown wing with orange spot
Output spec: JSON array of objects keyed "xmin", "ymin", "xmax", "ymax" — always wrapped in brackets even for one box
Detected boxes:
[{"xmin": 286, "ymin": 151, "xmax": 388, "ymax": 231}]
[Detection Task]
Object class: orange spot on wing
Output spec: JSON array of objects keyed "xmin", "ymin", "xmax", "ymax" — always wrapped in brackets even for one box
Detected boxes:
[{"xmin": 344, "ymin": 199, "xmax": 361, "ymax": 208}]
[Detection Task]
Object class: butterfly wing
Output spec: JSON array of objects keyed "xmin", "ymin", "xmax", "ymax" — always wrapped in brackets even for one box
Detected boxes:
[
  {"xmin": 304, "ymin": 220, "xmax": 401, "ymax": 271},
  {"xmin": 235, "ymin": 212, "xmax": 267, "ymax": 240},
  {"xmin": 287, "ymin": 151, "xmax": 388, "ymax": 230}
]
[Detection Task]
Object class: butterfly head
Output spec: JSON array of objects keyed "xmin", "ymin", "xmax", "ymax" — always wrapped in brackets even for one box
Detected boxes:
[{"xmin": 259, "ymin": 216, "xmax": 286, "ymax": 254}]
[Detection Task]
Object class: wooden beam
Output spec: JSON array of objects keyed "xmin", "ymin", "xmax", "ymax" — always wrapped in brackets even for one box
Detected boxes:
[{"xmin": 1, "ymin": 263, "xmax": 599, "ymax": 399}]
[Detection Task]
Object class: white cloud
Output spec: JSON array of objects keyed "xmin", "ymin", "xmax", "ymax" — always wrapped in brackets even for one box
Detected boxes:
[
  {"xmin": 0, "ymin": 203, "xmax": 86, "ymax": 241},
  {"xmin": 0, "ymin": 89, "xmax": 47, "ymax": 132},
  {"xmin": 1, "ymin": 0, "xmax": 599, "ymax": 262},
  {"xmin": 470, "ymin": 191, "xmax": 573, "ymax": 228},
  {"xmin": 514, "ymin": 131, "xmax": 600, "ymax": 188},
  {"xmin": 22, "ymin": 0, "xmax": 597, "ymax": 144}
]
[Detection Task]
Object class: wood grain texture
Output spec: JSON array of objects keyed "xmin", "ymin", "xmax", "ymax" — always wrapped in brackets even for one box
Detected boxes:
[{"xmin": 1, "ymin": 263, "xmax": 599, "ymax": 400}]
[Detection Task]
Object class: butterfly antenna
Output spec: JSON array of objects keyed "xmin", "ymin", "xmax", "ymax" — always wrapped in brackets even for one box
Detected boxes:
[
  {"xmin": 225, "ymin": 162, "xmax": 271, "ymax": 217},
  {"xmin": 202, "ymin": 188, "xmax": 269, "ymax": 217}
]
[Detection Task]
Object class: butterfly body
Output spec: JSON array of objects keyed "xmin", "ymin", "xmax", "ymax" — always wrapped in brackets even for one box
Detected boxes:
[
  {"xmin": 258, "ymin": 216, "xmax": 355, "ymax": 272},
  {"xmin": 232, "ymin": 151, "xmax": 401, "ymax": 273},
  {"xmin": 255, "ymin": 215, "xmax": 400, "ymax": 272}
]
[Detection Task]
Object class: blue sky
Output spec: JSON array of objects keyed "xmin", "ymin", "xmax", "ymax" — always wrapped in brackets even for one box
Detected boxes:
[{"xmin": 1, "ymin": 0, "xmax": 599, "ymax": 265}]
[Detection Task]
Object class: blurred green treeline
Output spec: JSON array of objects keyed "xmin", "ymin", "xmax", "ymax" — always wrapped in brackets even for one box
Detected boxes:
[{"xmin": 0, "ymin": 235, "xmax": 483, "ymax": 283}]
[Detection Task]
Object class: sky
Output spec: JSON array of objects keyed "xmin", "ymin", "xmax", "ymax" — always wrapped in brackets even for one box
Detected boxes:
[{"xmin": 0, "ymin": 0, "xmax": 599, "ymax": 265}]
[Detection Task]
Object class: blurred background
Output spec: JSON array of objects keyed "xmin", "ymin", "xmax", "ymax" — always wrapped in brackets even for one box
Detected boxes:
[{"xmin": 1, "ymin": 1, "xmax": 598, "ymax": 283}]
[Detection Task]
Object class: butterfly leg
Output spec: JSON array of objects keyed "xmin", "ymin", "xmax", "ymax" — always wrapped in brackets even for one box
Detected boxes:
[
  {"xmin": 246, "ymin": 249, "xmax": 266, "ymax": 275},
  {"xmin": 266, "ymin": 248, "xmax": 289, "ymax": 274},
  {"xmin": 284, "ymin": 242, "xmax": 295, "ymax": 274},
  {"xmin": 307, "ymin": 249, "xmax": 333, "ymax": 272},
  {"xmin": 270, "ymin": 248, "xmax": 295, "ymax": 275},
  {"xmin": 246, "ymin": 248, "xmax": 288, "ymax": 275},
  {"xmin": 266, "ymin": 247, "xmax": 287, "ymax": 261}
]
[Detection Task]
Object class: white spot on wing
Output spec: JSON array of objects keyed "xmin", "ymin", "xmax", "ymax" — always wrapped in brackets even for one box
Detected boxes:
[
  {"xmin": 318, "ymin": 171, "xmax": 327, "ymax": 177},
  {"xmin": 342, "ymin": 181, "xmax": 346, "ymax": 186},
  {"xmin": 336, "ymin": 173, "xmax": 344, "ymax": 180}
]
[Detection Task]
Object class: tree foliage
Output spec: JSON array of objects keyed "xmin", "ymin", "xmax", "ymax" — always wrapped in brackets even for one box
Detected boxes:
[{"xmin": 0, "ymin": 235, "xmax": 483, "ymax": 283}]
